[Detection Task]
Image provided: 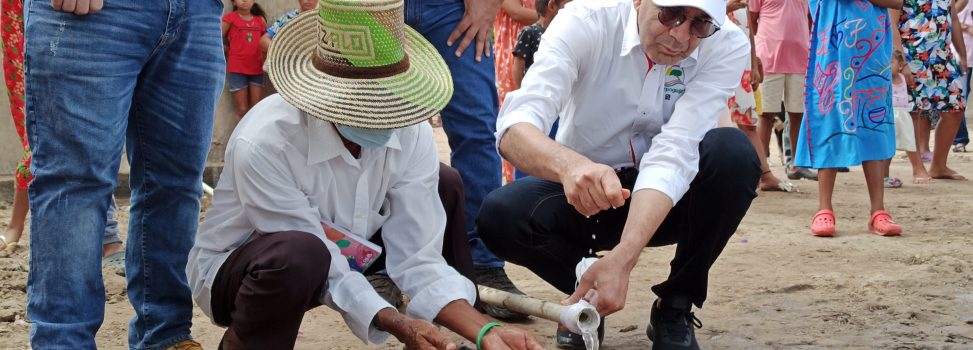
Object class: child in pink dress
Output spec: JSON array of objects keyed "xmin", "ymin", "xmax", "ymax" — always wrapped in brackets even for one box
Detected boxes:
[{"xmin": 889, "ymin": 51, "xmax": 915, "ymax": 187}]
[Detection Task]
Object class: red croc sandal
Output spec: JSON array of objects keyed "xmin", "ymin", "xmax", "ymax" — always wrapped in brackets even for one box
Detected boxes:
[
  {"xmin": 810, "ymin": 209, "xmax": 836, "ymax": 237},
  {"xmin": 868, "ymin": 210, "xmax": 902, "ymax": 236}
]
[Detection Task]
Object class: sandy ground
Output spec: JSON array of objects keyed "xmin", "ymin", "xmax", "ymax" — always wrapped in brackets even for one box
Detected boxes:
[{"xmin": 0, "ymin": 126, "xmax": 971, "ymax": 350}]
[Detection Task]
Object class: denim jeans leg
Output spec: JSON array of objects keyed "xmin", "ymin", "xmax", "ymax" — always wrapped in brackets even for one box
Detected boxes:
[
  {"xmin": 404, "ymin": 0, "xmax": 504, "ymax": 269},
  {"xmin": 782, "ymin": 115, "xmax": 792, "ymax": 165},
  {"xmin": 956, "ymin": 117, "xmax": 969, "ymax": 145},
  {"xmin": 954, "ymin": 69, "xmax": 970, "ymax": 145},
  {"xmin": 103, "ymin": 197, "xmax": 123, "ymax": 246},
  {"xmin": 23, "ymin": 0, "xmax": 150, "ymax": 347},
  {"xmin": 123, "ymin": 0, "xmax": 225, "ymax": 349}
]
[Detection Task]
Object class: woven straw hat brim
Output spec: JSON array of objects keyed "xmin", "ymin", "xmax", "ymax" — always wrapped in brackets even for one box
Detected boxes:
[{"xmin": 267, "ymin": 10, "xmax": 453, "ymax": 129}]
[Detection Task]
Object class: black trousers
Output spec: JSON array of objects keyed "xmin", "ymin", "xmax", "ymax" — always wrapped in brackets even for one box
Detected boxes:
[
  {"xmin": 211, "ymin": 163, "xmax": 475, "ymax": 349},
  {"xmin": 477, "ymin": 128, "xmax": 760, "ymax": 307}
]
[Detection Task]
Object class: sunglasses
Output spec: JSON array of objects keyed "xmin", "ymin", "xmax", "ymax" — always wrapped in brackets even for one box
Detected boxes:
[{"xmin": 657, "ymin": 6, "xmax": 720, "ymax": 39}]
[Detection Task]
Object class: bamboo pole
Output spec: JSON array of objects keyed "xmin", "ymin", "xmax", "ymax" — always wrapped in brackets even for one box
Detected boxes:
[
  {"xmin": 478, "ymin": 286, "xmax": 564, "ymax": 323},
  {"xmin": 477, "ymin": 286, "xmax": 600, "ymax": 334}
]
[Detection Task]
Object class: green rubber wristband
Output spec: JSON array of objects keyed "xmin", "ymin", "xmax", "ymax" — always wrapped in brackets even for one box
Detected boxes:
[{"xmin": 475, "ymin": 322, "xmax": 503, "ymax": 350}]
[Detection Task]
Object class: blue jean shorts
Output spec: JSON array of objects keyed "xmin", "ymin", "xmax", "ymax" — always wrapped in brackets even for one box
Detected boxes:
[{"xmin": 228, "ymin": 72, "xmax": 265, "ymax": 92}]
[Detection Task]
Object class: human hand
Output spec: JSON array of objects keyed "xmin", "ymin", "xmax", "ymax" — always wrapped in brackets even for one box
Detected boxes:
[
  {"xmin": 52, "ymin": 0, "xmax": 103, "ymax": 15},
  {"xmin": 750, "ymin": 58, "xmax": 763, "ymax": 92},
  {"xmin": 560, "ymin": 163, "xmax": 631, "ymax": 217},
  {"xmin": 447, "ymin": 0, "xmax": 503, "ymax": 62},
  {"xmin": 376, "ymin": 308, "xmax": 458, "ymax": 350},
  {"xmin": 961, "ymin": 57, "xmax": 968, "ymax": 73},
  {"xmin": 479, "ymin": 326, "xmax": 545, "ymax": 350},
  {"xmin": 726, "ymin": 0, "xmax": 747, "ymax": 13},
  {"xmin": 562, "ymin": 253, "xmax": 633, "ymax": 316}
]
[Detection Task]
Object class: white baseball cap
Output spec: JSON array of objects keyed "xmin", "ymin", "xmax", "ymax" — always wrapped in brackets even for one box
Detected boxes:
[{"xmin": 651, "ymin": 0, "xmax": 726, "ymax": 26}]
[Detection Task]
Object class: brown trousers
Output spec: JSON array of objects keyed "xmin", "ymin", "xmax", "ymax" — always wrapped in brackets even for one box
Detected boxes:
[{"xmin": 211, "ymin": 163, "xmax": 477, "ymax": 349}]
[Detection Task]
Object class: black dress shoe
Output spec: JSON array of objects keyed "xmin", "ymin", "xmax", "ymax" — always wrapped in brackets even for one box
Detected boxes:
[{"xmin": 646, "ymin": 296, "xmax": 701, "ymax": 350}]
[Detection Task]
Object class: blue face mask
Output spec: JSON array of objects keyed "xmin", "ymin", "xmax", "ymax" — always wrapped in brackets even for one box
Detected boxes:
[{"xmin": 335, "ymin": 124, "xmax": 394, "ymax": 148}]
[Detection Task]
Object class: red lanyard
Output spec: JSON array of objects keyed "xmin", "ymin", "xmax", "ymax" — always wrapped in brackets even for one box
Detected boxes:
[{"xmin": 644, "ymin": 51, "xmax": 654, "ymax": 78}]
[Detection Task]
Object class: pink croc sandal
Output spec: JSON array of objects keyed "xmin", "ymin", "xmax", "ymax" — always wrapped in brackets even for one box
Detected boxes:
[
  {"xmin": 810, "ymin": 209, "xmax": 836, "ymax": 237},
  {"xmin": 868, "ymin": 210, "xmax": 902, "ymax": 236}
]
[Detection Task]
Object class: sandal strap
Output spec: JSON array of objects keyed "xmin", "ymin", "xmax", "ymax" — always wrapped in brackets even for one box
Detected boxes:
[
  {"xmin": 871, "ymin": 210, "xmax": 891, "ymax": 220},
  {"xmin": 812, "ymin": 210, "xmax": 834, "ymax": 220}
]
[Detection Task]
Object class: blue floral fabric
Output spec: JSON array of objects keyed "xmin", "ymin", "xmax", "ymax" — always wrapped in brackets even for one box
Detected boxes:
[{"xmin": 795, "ymin": 0, "xmax": 896, "ymax": 168}]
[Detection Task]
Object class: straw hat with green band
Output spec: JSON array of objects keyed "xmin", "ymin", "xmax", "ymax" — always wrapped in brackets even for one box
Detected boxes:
[{"xmin": 267, "ymin": 0, "xmax": 453, "ymax": 129}]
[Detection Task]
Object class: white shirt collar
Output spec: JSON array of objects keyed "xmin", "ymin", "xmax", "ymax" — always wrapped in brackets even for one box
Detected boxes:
[
  {"xmin": 620, "ymin": 6, "xmax": 700, "ymax": 62},
  {"xmin": 621, "ymin": 7, "xmax": 642, "ymax": 56},
  {"xmin": 305, "ymin": 115, "xmax": 402, "ymax": 165}
]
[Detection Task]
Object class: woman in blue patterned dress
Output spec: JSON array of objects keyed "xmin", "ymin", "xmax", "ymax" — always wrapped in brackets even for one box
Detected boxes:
[
  {"xmin": 893, "ymin": 0, "xmax": 968, "ymax": 182},
  {"xmin": 795, "ymin": 0, "xmax": 903, "ymax": 237}
]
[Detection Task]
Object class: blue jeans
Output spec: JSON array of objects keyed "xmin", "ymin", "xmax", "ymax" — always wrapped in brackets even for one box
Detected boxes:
[
  {"xmin": 958, "ymin": 111, "xmax": 969, "ymax": 145},
  {"xmin": 404, "ymin": 0, "xmax": 504, "ymax": 269},
  {"xmin": 23, "ymin": 0, "xmax": 225, "ymax": 349},
  {"xmin": 227, "ymin": 72, "xmax": 266, "ymax": 92},
  {"xmin": 104, "ymin": 197, "xmax": 122, "ymax": 246},
  {"xmin": 954, "ymin": 68, "xmax": 970, "ymax": 145}
]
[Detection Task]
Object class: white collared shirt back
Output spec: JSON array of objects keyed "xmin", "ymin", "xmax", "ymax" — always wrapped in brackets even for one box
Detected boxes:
[{"xmin": 187, "ymin": 95, "xmax": 475, "ymax": 345}]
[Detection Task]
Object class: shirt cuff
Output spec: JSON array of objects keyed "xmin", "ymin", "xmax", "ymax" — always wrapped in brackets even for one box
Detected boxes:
[
  {"xmin": 324, "ymin": 273, "xmax": 395, "ymax": 344},
  {"xmin": 632, "ymin": 166, "xmax": 690, "ymax": 204},
  {"xmin": 405, "ymin": 275, "xmax": 477, "ymax": 322},
  {"xmin": 495, "ymin": 110, "xmax": 546, "ymax": 151}
]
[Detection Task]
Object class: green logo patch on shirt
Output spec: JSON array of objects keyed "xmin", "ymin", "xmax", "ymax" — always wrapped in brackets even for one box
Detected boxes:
[{"xmin": 664, "ymin": 66, "xmax": 686, "ymax": 99}]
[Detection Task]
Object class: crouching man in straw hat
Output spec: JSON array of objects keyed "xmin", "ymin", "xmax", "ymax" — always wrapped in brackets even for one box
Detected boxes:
[{"xmin": 186, "ymin": 1, "xmax": 544, "ymax": 349}]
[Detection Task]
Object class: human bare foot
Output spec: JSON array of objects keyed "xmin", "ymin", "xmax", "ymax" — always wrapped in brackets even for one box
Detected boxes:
[
  {"xmin": 911, "ymin": 166, "xmax": 935, "ymax": 184},
  {"xmin": 928, "ymin": 166, "xmax": 968, "ymax": 181},
  {"xmin": 912, "ymin": 177, "xmax": 935, "ymax": 184},
  {"xmin": 759, "ymin": 172, "xmax": 797, "ymax": 192}
]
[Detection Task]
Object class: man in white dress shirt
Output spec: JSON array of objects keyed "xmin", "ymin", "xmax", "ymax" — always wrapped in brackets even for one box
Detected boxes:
[
  {"xmin": 187, "ymin": 1, "xmax": 543, "ymax": 349},
  {"xmin": 477, "ymin": 0, "xmax": 760, "ymax": 349}
]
